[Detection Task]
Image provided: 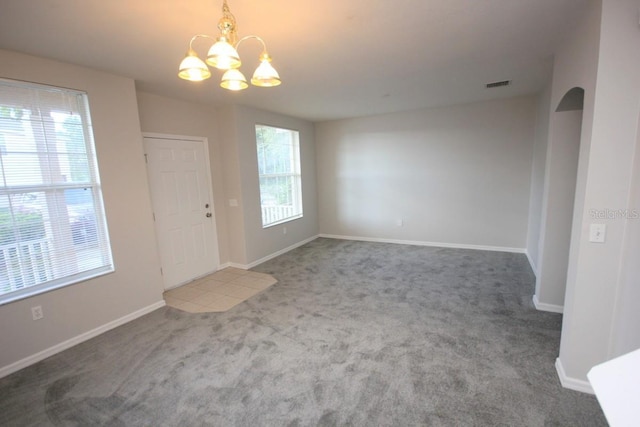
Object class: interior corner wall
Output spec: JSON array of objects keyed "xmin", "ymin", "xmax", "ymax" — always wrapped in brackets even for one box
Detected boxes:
[
  {"xmin": 232, "ymin": 105, "xmax": 318, "ymax": 265},
  {"xmin": 0, "ymin": 50, "xmax": 164, "ymax": 372},
  {"xmin": 215, "ymin": 105, "xmax": 248, "ymax": 265},
  {"xmin": 135, "ymin": 91, "xmax": 230, "ymax": 265},
  {"xmin": 526, "ymin": 84, "xmax": 552, "ymax": 274},
  {"xmin": 315, "ymin": 96, "xmax": 536, "ymax": 250},
  {"xmin": 556, "ymin": 0, "xmax": 640, "ymax": 387}
]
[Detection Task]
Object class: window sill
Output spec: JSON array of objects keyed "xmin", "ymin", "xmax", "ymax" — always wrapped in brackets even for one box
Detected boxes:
[
  {"xmin": 262, "ymin": 214, "xmax": 303, "ymax": 229},
  {"xmin": 0, "ymin": 266, "xmax": 115, "ymax": 306}
]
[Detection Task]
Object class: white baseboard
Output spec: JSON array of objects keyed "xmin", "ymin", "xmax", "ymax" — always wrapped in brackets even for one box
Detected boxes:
[
  {"xmin": 0, "ymin": 300, "xmax": 166, "ymax": 379},
  {"xmin": 246, "ymin": 235, "xmax": 318, "ymax": 269},
  {"xmin": 555, "ymin": 357, "xmax": 594, "ymax": 394},
  {"xmin": 318, "ymin": 234, "xmax": 526, "ymax": 254},
  {"xmin": 525, "ymin": 250, "xmax": 538, "ymax": 277},
  {"xmin": 221, "ymin": 235, "xmax": 319, "ymax": 270},
  {"xmin": 218, "ymin": 262, "xmax": 264, "ymax": 271},
  {"xmin": 222, "ymin": 234, "xmax": 525, "ymax": 270},
  {"xmin": 224, "ymin": 262, "xmax": 248, "ymax": 270},
  {"xmin": 533, "ymin": 294, "xmax": 564, "ymax": 313}
]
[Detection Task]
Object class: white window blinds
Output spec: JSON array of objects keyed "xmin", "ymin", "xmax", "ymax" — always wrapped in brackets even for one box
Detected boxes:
[{"xmin": 0, "ymin": 79, "xmax": 113, "ymax": 304}]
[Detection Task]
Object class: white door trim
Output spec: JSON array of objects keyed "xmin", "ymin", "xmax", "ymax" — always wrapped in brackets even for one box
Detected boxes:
[{"xmin": 142, "ymin": 132, "xmax": 220, "ymax": 289}]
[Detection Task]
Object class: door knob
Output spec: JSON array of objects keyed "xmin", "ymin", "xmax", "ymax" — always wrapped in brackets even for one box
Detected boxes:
[{"xmin": 206, "ymin": 212, "xmax": 212, "ymax": 218}]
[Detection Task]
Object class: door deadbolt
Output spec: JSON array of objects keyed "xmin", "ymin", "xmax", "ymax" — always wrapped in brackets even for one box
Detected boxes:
[{"xmin": 206, "ymin": 213, "xmax": 212, "ymax": 218}]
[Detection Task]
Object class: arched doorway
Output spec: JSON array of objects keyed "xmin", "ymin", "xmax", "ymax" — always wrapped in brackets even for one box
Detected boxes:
[{"xmin": 534, "ymin": 87, "xmax": 584, "ymax": 312}]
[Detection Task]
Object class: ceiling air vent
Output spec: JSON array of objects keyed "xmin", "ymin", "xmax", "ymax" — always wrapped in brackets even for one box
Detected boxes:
[{"xmin": 485, "ymin": 80, "xmax": 511, "ymax": 89}]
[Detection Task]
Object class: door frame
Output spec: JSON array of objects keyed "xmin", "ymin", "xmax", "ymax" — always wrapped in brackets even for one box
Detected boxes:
[{"xmin": 142, "ymin": 132, "xmax": 220, "ymax": 290}]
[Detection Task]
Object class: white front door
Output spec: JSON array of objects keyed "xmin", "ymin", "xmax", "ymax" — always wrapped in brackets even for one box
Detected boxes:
[{"xmin": 143, "ymin": 135, "xmax": 219, "ymax": 290}]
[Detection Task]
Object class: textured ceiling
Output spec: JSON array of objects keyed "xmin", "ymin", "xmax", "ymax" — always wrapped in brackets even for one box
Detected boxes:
[{"xmin": 0, "ymin": 0, "xmax": 586, "ymax": 122}]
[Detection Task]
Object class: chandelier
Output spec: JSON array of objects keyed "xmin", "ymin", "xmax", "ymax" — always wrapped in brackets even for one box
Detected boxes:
[{"xmin": 178, "ymin": 0, "xmax": 281, "ymax": 91}]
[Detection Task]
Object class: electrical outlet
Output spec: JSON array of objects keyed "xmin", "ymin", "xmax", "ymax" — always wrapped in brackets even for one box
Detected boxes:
[
  {"xmin": 396, "ymin": 219, "xmax": 404, "ymax": 227},
  {"xmin": 283, "ymin": 227, "xmax": 287, "ymax": 235},
  {"xmin": 31, "ymin": 305, "xmax": 43, "ymax": 321}
]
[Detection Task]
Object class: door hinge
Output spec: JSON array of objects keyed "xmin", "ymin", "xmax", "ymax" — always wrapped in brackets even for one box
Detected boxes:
[
  {"xmin": 144, "ymin": 153, "xmax": 148, "ymax": 164},
  {"xmin": 160, "ymin": 267, "xmax": 163, "ymax": 276},
  {"xmin": 152, "ymin": 212, "xmax": 156, "ymax": 221}
]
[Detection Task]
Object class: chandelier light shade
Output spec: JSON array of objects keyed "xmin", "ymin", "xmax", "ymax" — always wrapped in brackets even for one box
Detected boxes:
[
  {"xmin": 221, "ymin": 68, "xmax": 248, "ymax": 91},
  {"xmin": 178, "ymin": 49, "xmax": 212, "ymax": 81},
  {"xmin": 178, "ymin": 0, "xmax": 281, "ymax": 91},
  {"xmin": 206, "ymin": 37, "xmax": 241, "ymax": 70},
  {"xmin": 251, "ymin": 53, "xmax": 281, "ymax": 87}
]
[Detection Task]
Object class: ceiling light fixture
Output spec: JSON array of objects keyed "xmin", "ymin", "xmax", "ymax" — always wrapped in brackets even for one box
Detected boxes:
[{"xmin": 178, "ymin": 0, "xmax": 281, "ymax": 91}]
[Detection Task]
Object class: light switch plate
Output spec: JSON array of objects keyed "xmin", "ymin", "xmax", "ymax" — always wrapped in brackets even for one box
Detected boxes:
[{"xmin": 590, "ymin": 223, "xmax": 606, "ymax": 243}]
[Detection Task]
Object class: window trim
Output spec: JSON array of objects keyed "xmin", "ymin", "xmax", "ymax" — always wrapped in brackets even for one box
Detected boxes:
[
  {"xmin": 0, "ymin": 266, "xmax": 114, "ymax": 306},
  {"xmin": 255, "ymin": 123, "xmax": 303, "ymax": 228},
  {"xmin": 0, "ymin": 78, "xmax": 114, "ymax": 306},
  {"xmin": 262, "ymin": 213, "xmax": 304, "ymax": 229}
]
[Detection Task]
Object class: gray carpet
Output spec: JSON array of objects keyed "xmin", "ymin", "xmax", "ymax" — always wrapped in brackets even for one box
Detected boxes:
[{"xmin": 0, "ymin": 238, "xmax": 606, "ymax": 426}]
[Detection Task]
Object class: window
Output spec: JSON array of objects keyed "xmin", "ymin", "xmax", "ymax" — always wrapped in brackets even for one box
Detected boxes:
[
  {"xmin": 255, "ymin": 125, "xmax": 303, "ymax": 227},
  {"xmin": 0, "ymin": 79, "xmax": 113, "ymax": 304}
]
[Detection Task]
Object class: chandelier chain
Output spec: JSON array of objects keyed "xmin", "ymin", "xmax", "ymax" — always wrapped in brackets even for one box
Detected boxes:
[{"xmin": 218, "ymin": 0, "xmax": 238, "ymax": 45}]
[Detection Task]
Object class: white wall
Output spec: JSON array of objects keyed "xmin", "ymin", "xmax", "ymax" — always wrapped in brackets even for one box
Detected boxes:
[
  {"xmin": 535, "ymin": 108, "xmax": 583, "ymax": 310},
  {"xmin": 316, "ymin": 96, "xmax": 536, "ymax": 250},
  {"xmin": 213, "ymin": 106, "xmax": 247, "ymax": 264},
  {"xmin": 611, "ymin": 109, "xmax": 640, "ymax": 357},
  {"xmin": 0, "ymin": 50, "xmax": 164, "ymax": 373},
  {"xmin": 136, "ymin": 91, "xmax": 230, "ymax": 265},
  {"xmin": 551, "ymin": 0, "xmax": 640, "ymax": 390},
  {"xmin": 526, "ymin": 85, "xmax": 551, "ymax": 273},
  {"xmin": 136, "ymin": 97, "xmax": 319, "ymax": 268},
  {"xmin": 217, "ymin": 105, "xmax": 319, "ymax": 266}
]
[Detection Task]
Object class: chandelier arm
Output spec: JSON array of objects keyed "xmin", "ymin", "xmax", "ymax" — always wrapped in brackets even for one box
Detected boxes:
[
  {"xmin": 235, "ymin": 35, "xmax": 268, "ymax": 54},
  {"xmin": 188, "ymin": 34, "xmax": 217, "ymax": 50}
]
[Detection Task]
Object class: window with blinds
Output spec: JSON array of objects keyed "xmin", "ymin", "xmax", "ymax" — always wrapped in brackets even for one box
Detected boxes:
[
  {"xmin": 255, "ymin": 124, "xmax": 303, "ymax": 227},
  {"xmin": 0, "ymin": 79, "xmax": 113, "ymax": 304}
]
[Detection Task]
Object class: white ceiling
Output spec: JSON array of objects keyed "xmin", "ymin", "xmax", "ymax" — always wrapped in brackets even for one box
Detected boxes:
[{"xmin": 0, "ymin": 0, "xmax": 586, "ymax": 122}]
